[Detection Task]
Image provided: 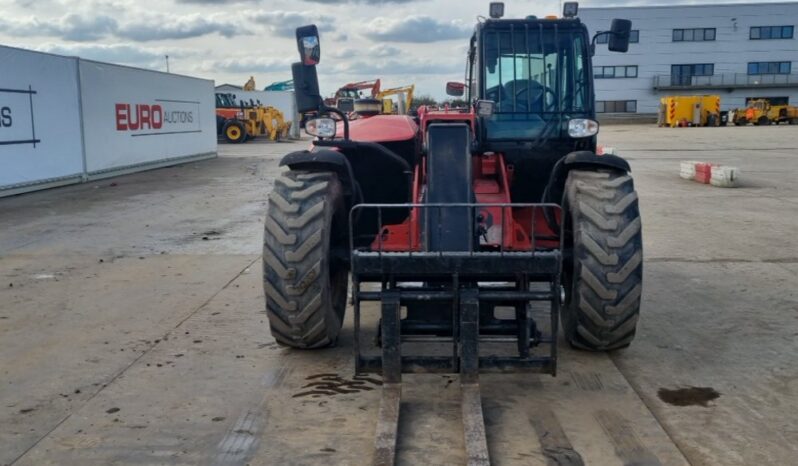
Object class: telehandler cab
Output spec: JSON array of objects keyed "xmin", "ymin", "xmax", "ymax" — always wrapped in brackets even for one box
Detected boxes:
[{"xmin": 263, "ymin": 3, "xmax": 642, "ymax": 464}]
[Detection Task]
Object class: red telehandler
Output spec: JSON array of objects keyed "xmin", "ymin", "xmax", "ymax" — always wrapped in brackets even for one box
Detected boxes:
[{"xmin": 263, "ymin": 3, "xmax": 641, "ymax": 463}]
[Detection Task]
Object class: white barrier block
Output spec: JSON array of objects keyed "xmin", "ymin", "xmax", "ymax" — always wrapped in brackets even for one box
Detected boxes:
[
  {"xmin": 602, "ymin": 146, "xmax": 617, "ymax": 155},
  {"xmin": 710, "ymin": 166, "xmax": 740, "ymax": 188},
  {"xmin": 680, "ymin": 161, "xmax": 699, "ymax": 180}
]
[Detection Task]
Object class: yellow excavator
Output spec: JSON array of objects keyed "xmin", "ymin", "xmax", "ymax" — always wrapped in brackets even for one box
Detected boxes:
[{"xmin": 377, "ymin": 84, "xmax": 415, "ymax": 115}]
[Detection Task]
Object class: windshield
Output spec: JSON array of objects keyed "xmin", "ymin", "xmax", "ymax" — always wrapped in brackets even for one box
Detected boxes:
[
  {"xmin": 480, "ymin": 25, "xmax": 590, "ymax": 140},
  {"xmin": 216, "ymin": 94, "xmax": 237, "ymax": 108},
  {"xmin": 339, "ymin": 89, "xmax": 361, "ymax": 98}
]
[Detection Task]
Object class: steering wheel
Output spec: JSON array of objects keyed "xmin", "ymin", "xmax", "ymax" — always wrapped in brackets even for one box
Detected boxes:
[{"xmin": 515, "ymin": 84, "xmax": 557, "ymax": 112}]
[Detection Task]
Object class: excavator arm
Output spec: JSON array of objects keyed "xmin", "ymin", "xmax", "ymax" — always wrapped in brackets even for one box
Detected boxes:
[{"xmin": 376, "ymin": 85, "xmax": 415, "ymax": 115}]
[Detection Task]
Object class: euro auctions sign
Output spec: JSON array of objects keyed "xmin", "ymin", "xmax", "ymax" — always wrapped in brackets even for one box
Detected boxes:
[
  {"xmin": 78, "ymin": 58, "xmax": 215, "ymax": 173},
  {"xmin": 115, "ymin": 100, "xmax": 200, "ymax": 135}
]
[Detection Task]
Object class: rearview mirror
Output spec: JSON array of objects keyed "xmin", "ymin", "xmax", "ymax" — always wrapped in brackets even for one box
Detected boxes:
[
  {"xmin": 608, "ymin": 19, "xmax": 632, "ymax": 53},
  {"xmin": 446, "ymin": 82, "xmax": 465, "ymax": 97},
  {"xmin": 296, "ymin": 25, "xmax": 320, "ymax": 65}
]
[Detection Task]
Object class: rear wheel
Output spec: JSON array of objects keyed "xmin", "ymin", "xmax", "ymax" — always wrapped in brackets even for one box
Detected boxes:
[
  {"xmin": 263, "ymin": 171, "xmax": 349, "ymax": 348},
  {"xmin": 756, "ymin": 116, "xmax": 770, "ymax": 126},
  {"xmin": 223, "ymin": 120, "xmax": 247, "ymax": 143},
  {"xmin": 562, "ymin": 170, "xmax": 643, "ymax": 351}
]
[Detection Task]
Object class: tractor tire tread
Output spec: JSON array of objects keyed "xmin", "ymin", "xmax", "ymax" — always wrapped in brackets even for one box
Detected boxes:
[
  {"xmin": 263, "ymin": 171, "xmax": 347, "ymax": 349},
  {"xmin": 563, "ymin": 169, "xmax": 643, "ymax": 351}
]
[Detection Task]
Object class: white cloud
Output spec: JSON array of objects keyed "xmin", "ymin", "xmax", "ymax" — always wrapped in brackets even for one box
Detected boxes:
[
  {"xmin": 0, "ymin": 11, "xmax": 247, "ymax": 42},
  {"xmin": 368, "ymin": 44, "xmax": 401, "ymax": 58},
  {"xmin": 333, "ymin": 58, "xmax": 461, "ymax": 75},
  {"xmin": 117, "ymin": 14, "xmax": 244, "ymax": 41},
  {"xmin": 364, "ymin": 15, "xmax": 472, "ymax": 43},
  {"xmin": 252, "ymin": 10, "xmax": 336, "ymax": 38},
  {"xmin": 34, "ymin": 42, "xmax": 185, "ymax": 68},
  {"xmin": 201, "ymin": 56, "xmax": 294, "ymax": 74},
  {"xmin": 0, "ymin": 14, "xmax": 118, "ymax": 42}
]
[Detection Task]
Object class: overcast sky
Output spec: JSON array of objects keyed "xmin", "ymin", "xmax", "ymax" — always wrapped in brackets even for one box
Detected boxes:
[{"xmin": 0, "ymin": 0, "xmax": 785, "ymax": 99}]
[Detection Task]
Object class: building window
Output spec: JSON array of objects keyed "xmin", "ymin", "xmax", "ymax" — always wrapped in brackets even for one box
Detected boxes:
[
  {"xmin": 594, "ymin": 65, "xmax": 638, "ymax": 79},
  {"xmin": 671, "ymin": 63, "xmax": 714, "ymax": 85},
  {"xmin": 748, "ymin": 61, "xmax": 792, "ymax": 75},
  {"xmin": 596, "ymin": 30, "xmax": 639, "ymax": 44},
  {"xmin": 750, "ymin": 26, "xmax": 794, "ymax": 40},
  {"xmin": 673, "ymin": 28, "xmax": 716, "ymax": 42},
  {"xmin": 597, "ymin": 100, "xmax": 637, "ymax": 113},
  {"xmin": 746, "ymin": 97, "xmax": 789, "ymax": 106}
]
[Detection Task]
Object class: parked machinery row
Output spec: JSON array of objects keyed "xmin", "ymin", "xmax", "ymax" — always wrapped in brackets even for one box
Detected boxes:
[
  {"xmin": 323, "ymin": 79, "xmax": 416, "ymax": 116},
  {"xmin": 659, "ymin": 95, "xmax": 798, "ymax": 128},
  {"xmin": 215, "ymin": 93, "xmax": 292, "ymax": 143}
]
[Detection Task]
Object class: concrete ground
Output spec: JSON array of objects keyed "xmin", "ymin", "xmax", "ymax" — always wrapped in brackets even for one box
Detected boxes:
[{"xmin": 1, "ymin": 125, "xmax": 797, "ymax": 465}]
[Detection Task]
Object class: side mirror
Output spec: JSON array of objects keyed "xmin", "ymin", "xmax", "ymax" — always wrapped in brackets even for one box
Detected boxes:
[
  {"xmin": 446, "ymin": 82, "xmax": 465, "ymax": 97},
  {"xmin": 608, "ymin": 19, "xmax": 632, "ymax": 53},
  {"xmin": 296, "ymin": 24, "xmax": 320, "ymax": 66}
]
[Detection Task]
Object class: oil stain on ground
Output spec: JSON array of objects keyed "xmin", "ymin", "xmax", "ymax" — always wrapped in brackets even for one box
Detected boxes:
[
  {"xmin": 293, "ymin": 373, "xmax": 382, "ymax": 398},
  {"xmin": 657, "ymin": 386, "xmax": 720, "ymax": 407}
]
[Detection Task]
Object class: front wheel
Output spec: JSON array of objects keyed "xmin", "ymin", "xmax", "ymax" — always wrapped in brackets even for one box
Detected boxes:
[
  {"xmin": 223, "ymin": 120, "xmax": 247, "ymax": 143},
  {"xmin": 263, "ymin": 171, "xmax": 349, "ymax": 348},
  {"xmin": 561, "ymin": 170, "xmax": 643, "ymax": 351}
]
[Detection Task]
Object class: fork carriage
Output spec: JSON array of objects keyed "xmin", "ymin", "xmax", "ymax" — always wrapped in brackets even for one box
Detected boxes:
[{"xmin": 350, "ymin": 202, "xmax": 563, "ymax": 378}]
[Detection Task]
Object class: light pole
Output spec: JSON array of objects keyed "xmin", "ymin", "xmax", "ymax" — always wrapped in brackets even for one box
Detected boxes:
[{"xmin": 165, "ymin": 55, "xmax": 170, "ymax": 73}]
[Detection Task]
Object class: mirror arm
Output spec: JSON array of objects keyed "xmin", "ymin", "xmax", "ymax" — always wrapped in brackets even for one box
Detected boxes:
[
  {"xmin": 592, "ymin": 30, "xmax": 621, "ymax": 55},
  {"xmin": 591, "ymin": 30, "xmax": 606, "ymax": 46}
]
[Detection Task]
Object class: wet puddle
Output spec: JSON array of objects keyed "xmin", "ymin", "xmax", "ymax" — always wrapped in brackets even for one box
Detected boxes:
[{"xmin": 657, "ymin": 386, "xmax": 720, "ymax": 407}]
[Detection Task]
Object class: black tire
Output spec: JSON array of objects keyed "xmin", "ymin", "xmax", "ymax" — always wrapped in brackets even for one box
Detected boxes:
[
  {"xmin": 736, "ymin": 117, "xmax": 747, "ymax": 126},
  {"xmin": 562, "ymin": 170, "xmax": 643, "ymax": 351},
  {"xmin": 263, "ymin": 171, "xmax": 349, "ymax": 348},
  {"xmin": 223, "ymin": 120, "xmax": 247, "ymax": 144},
  {"xmin": 756, "ymin": 116, "xmax": 770, "ymax": 126}
]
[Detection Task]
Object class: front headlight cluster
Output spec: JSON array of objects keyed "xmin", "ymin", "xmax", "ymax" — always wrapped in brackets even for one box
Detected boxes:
[
  {"xmin": 568, "ymin": 118, "xmax": 599, "ymax": 138},
  {"xmin": 305, "ymin": 117, "xmax": 337, "ymax": 138}
]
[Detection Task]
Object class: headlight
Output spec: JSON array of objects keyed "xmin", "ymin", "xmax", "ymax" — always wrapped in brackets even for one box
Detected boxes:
[
  {"xmin": 305, "ymin": 117, "xmax": 337, "ymax": 138},
  {"xmin": 236, "ymin": 111, "xmax": 245, "ymax": 119},
  {"xmin": 568, "ymin": 118, "xmax": 599, "ymax": 138}
]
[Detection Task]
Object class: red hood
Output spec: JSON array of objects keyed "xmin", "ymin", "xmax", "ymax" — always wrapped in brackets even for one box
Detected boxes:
[{"xmin": 338, "ymin": 115, "xmax": 418, "ymax": 142}]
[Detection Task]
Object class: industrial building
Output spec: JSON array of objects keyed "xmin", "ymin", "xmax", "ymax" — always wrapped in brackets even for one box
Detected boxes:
[{"xmin": 580, "ymin": 2, "xmax": 798, "ymax": 114}]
